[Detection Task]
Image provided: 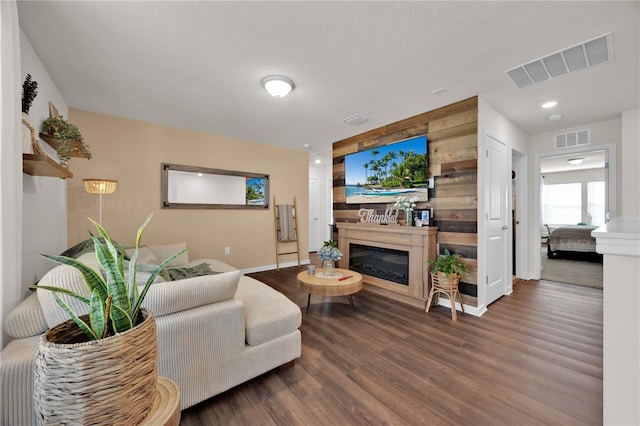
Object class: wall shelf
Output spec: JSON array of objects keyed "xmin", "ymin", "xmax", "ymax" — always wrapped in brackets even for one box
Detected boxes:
[
  {"xmin": 23, "ymin": 154, "xmax": 73, "ymax": 179},
  {"xmin": 39, "ymin": 133, "xmax": 90, "ymax": 159}
]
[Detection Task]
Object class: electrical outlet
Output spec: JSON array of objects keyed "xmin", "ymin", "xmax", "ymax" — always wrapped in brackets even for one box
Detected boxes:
[{"xmin": 224, "ymin": 247, "xmax": 230, "ymax": 255}]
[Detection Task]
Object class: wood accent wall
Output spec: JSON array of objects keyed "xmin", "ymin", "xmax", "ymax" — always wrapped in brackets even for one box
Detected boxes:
[{"xmin": 332, "ymin": 97, "xmax": 479, "ymax": 306}]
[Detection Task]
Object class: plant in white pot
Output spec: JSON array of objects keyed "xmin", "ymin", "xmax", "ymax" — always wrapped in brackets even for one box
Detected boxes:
[
  {"xmin": 31, "ymin": 211, "xmax": 185, "ymax": 425},
  {"xmin": 426, "ymin": 249, "xmax": 470, "ymax": 321}
]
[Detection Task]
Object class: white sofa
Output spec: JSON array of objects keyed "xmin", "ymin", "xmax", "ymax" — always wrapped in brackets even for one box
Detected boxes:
[{"xmin": 1, "ymin": 248, "xmax": 302, "ymax": 426}]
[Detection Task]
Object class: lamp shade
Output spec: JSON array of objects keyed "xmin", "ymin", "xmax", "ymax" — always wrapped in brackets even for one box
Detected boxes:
[
  {"xmin": 262, "ymin": 76, "xmax": 294, "ymax": 98},
  {"xmin": 83, "ymin": 179, "xmax": 117, "ymax": 195}
]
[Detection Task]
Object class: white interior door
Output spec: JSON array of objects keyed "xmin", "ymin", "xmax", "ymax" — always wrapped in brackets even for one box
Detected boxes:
[
  {"xmin": 485, "ymin": 134, "xmax": 508, "ymax": 305},
  {"xmin": 309, "ymin": 177, "xmax": 320, "ymax": 252}
]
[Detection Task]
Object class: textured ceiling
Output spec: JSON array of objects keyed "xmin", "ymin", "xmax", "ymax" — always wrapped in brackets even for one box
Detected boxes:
[{"xmin": 17, "ymin": 1, "xmax": 640, "ymax": 164}]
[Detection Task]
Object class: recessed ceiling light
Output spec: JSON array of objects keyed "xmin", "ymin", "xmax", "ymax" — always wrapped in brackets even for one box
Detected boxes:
[
  {"xmin": 542, "ymin": 101, "xmax": 558, "ymax": 109},
  {"xmin": 549, "ymin": 114, "xmax": 563, "ymax": 121},
  {"xmin": 262, "ymin": 75, "xmax": 294, "ymax": 98},
  {"xmin": 314, "ymin": 159, "xmax": 321, "ymax": 164}
]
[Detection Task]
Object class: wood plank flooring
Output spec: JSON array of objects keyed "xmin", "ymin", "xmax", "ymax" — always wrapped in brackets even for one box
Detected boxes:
[{"xmin": 180, "ymin": 266, "xmax": 602, "ymax": 426}]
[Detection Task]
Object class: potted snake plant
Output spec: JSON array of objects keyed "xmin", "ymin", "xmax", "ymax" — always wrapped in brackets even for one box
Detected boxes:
[{"xmin": 31, "ymin": 211, "xmax": 184, "ymax": 425}]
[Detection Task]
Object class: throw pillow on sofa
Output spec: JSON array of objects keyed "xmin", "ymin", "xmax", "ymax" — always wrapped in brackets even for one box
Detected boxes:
[{"xmin": 148, "ymin": 242, "xmax": 189, "ymax": 267}]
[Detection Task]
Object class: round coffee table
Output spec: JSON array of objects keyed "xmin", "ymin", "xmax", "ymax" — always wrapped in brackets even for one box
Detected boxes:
[{"xmin": 297, "ymin": 268, "xmax": 363, "ymax": 313}]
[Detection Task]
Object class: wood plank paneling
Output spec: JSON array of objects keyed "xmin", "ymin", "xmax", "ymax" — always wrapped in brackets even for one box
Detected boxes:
[{"xmin": 332, "ymin": 97, "xmax": 479, "ymax": 305}]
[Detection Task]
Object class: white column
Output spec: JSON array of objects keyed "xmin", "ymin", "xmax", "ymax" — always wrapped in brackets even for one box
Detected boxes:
[{"xmin": 593, "ymin": 216, "xmax": 640, "ymax": 425}]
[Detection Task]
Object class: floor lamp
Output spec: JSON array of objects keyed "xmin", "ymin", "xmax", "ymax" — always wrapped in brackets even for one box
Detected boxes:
[{"xmin": 83, "ymin": 178, "xmax": 117, "ymax": 225}]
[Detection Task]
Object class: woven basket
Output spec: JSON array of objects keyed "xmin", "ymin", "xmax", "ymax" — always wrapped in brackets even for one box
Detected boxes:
[{"xmin": 33, "ymin": 308, "xmax": 158, "ymax": 425}]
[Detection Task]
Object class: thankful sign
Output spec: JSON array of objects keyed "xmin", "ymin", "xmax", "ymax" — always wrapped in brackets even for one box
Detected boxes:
[{"xmin": 358, "ymin": 209, "xmax": 399, "ymax": 225}]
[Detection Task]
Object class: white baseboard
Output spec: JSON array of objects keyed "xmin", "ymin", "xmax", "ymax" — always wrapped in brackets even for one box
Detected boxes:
[
  {"xmin": 240, "ymin": 258, "xmax": 310, "ymax": 274},
  {"xmin": 436, "ymin": 298, "xmax": 487, "ymax": 317}
]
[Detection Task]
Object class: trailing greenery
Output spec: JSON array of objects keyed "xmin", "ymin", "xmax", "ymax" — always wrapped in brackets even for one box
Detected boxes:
[
  {"xmin": 22, "ymin": 74, "xmax": 38, "ymax": 115},
  {"xmin": 32, "ymin": 212, "xmax": 186, "ymax": 341},
  {"xmin": 41, "ymin": 116, "xmax": 92, "ymax": 167},
  {"xmin": 428, "ymin": 249, "xmax": 469, "ymax": 278}
]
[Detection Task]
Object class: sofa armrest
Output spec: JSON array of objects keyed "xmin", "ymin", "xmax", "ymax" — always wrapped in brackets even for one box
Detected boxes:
[
  {"xmin": 142, "ymin": 270, "xmax": 241, "ymax": 317},
  {"xmin": 154, "ymin": 299, "xmax": 246, "ymax": 408},
  {"xmin": 4, "ymin": 292, "xmax": 48, "ymax": 338}
]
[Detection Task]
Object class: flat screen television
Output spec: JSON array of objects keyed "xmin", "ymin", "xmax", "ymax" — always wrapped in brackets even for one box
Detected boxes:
[{"xmin": 345, "ymin": 135, "xmax": 428, "ymax": 204}]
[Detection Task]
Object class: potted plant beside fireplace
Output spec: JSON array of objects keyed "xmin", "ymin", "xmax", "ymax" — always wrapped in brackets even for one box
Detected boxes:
[{"xmin": 426, "ymin": 249, "xmax": 469, "ymax": 321}]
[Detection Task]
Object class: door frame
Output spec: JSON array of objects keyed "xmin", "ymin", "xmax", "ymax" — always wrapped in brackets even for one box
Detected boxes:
[
  {"xmin": 512, "ymin": 148, "xmax": 529, "ymax": 281},
  {"xmin": 532, "ymin": 143, "xmax": 617, "ymax": 279}
]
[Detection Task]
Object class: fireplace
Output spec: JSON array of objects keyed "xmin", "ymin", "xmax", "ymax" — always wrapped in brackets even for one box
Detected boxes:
[
  {"xmin": 337, "ymin": 222, "xmax": 437, "ymax": 306},
  {"xmin": 349, "ymin": 244, "xmax": 409, "ymax": 285}
]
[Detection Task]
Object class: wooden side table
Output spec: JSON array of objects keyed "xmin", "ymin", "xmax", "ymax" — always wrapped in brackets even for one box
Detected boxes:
[
  {"xmin": 140, "ymin": 377, "xmax": 181, "ymax": 426},
  {"xmin": 297, "ymin": 269, "xmax": 363, "ymax": 313}
]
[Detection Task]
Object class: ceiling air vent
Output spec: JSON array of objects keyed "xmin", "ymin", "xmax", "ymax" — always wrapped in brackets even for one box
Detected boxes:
[
  {"xmin": 505, "ymin": 32, "xmax": 613, "ymax": 88},
  {"xmin": 554, "ymin": 129, "xmax": 590, "ymax": 149},
  {"xmin": 342, "ymin": 114, "xmax": 369, "ymax": 126}
]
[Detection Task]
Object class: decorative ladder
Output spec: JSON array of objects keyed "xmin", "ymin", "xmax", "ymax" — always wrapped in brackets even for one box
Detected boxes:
[{"xmin": 273, "ymin": 195, "xmax": 301, "ymax": 271}]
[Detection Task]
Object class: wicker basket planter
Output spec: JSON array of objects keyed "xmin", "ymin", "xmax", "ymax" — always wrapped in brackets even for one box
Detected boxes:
[{"xmin": 33, "ymin": 308, "xmax": 158, "ymax": 425}]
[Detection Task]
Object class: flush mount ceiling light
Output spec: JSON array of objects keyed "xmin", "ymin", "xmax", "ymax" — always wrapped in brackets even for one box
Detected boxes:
[
  {"xmin": 262, "ymin": 75, "xmax": 294, "ymax": 98},
  {"xmin": 549, "ymin": 114, "xmax": 563, "ymax": 121},
  {"xmin": 567, "ymin": 158, "xmax": 585, "ymax": 165},
  {"xmin": 542, "ymin": 101, "xmax": 558, "ymax": 109}
]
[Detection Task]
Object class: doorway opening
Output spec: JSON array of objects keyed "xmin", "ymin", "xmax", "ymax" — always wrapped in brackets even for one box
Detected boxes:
[{"xmin": 534, "ymin": 145, "xmax": 615, "ymax": 288}]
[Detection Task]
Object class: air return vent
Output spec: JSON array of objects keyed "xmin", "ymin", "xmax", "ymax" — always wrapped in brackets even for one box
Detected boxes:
[
  {"xmin": 342, "ymin": 114, "xmax": 369, "ymax": 126},
  {"xmin": 505, "ymin": 33, "xmax": 613, "ymax": 88},
  {"xmin": 554, "ymin": 129, "xmax": 590, "ymax": 149}
]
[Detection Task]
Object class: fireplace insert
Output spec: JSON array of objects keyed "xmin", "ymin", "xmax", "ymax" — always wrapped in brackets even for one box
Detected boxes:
[{"xmin": 349, "ymin": 243, "xmax": 409, "ymax": 285}]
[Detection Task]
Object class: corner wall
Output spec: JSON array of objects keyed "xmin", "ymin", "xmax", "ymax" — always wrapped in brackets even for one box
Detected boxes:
[
  {"xmin": 67, "ymin": 109, "xmax": 309, "ymax": 270},
  {"xmin": 20, "ymin": 29, "xmax": 70, "ymax": 291}
]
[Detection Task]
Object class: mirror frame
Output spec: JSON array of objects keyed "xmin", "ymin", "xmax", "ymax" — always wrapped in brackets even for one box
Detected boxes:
[{"xmin": 161, "ymin": 163, "xmax": 269, "ymax": 209}]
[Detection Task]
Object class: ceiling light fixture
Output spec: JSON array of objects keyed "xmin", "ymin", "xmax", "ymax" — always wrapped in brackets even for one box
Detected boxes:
[
  {"xmin": 262, "ymin": 75, "xmax": 294, "ymax": 98},
  {"xmin": 567, "ymin": 158, "xmax": 585, "ymax": 165},
  {"xmin": 549, "ymin": 114, "xmax": 563, "ymax": 121},
  {"xmin": 542, "ymin": 101, "xmax": 558, "ymax": 109}
]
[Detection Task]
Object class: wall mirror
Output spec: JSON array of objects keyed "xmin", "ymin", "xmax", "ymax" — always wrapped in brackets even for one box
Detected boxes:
[{"xmin": 161, "ymin": 163, "xmax": 269, "ymax": 209}]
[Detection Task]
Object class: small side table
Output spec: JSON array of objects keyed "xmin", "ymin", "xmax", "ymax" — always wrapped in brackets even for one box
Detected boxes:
[
  {"xmin": 140, "ymin": 376, "xmax": 181, "ymax": 426},
  {"xmin": 297, "ymin": 269, "xmax": 363, "ymax": 313}
]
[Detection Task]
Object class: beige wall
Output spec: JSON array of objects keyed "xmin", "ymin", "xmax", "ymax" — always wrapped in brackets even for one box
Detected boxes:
[{"xmin": 67, "ymin": 109, "xmax": 309, "ymax": 270}]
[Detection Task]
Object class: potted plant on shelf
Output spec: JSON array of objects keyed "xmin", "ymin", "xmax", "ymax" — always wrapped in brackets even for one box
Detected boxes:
[
  {"xmin": 31, "ymin": 211, "xmax": 185, "ymax": 425},
  {"xmin": 426, "ymin": 249, "xmax": 470, "ymax": 320},
  {"xmin": 318, "ymin": 240, "xmax": 342, "ymax": 277},
  {"xmin": 40, "ymin": 115, "xmax": 92, "ymax": 167},
  {"xmin": 21, "ymin": 74, "xmax": 40, "ymax": 154}
]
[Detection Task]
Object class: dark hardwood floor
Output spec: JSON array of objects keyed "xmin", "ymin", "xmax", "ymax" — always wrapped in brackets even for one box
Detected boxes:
[{"xmin": 180, "ymin": 265, "xmax": 602, "ymax": 426}]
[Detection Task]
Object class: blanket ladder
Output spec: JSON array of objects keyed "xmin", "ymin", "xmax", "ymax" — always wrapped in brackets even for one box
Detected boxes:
[{"xmin": 273, "ymin": 195, "xmax": 301, "ymax": 271}]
